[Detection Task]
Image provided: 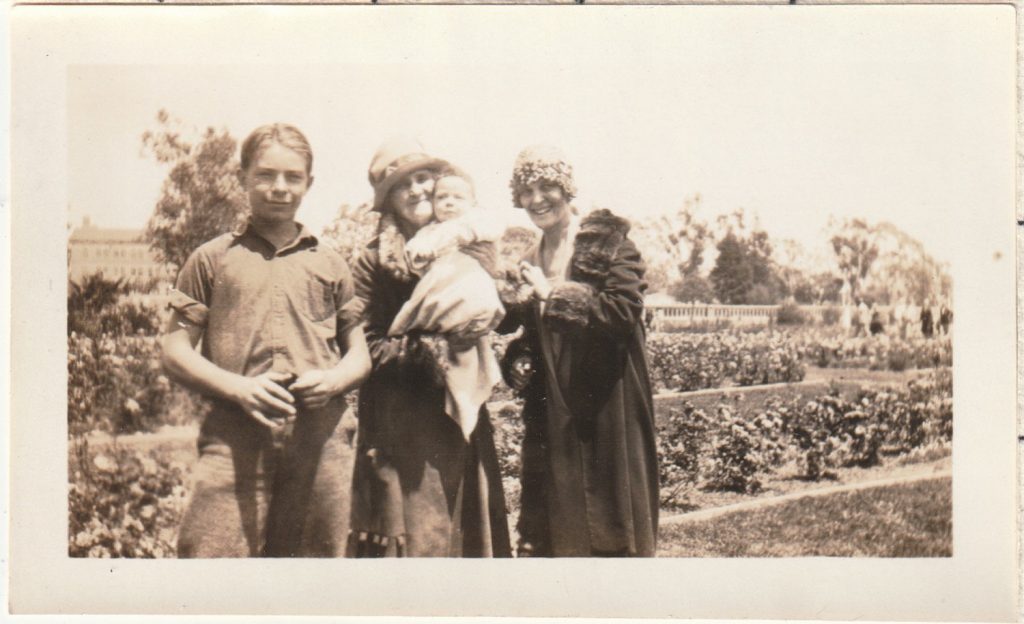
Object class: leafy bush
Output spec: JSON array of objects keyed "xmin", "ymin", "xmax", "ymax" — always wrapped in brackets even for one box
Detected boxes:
[
  {"xmin": 652, "ymin": 318, "xmax": 736, "ymax": 334},
  {"xmin": 646, "ymin": 332, "xmax": 804, "ymax": 393},
  {"xmin": 702, "ymin": 406, "xmax": 764, "ymax": 493},
  {"xmin": 790, "ymin": 328, "xmax": 951, "ymax": 371},
  {"xmin": 657, "ymin": 402, "xmax": 711, "ymax": 507},
  {"xmin": 68, "ymin": 332, "xmax": 201, "ymax": 435},
  {"xmin": 821, "ymin": 305, "xmax": 841, "ymax": 326},
  {"xmin": 68, "ymin": 275, "xmax": 163, "ymax": 337},
  {"xmin": 653, "ymin": 369, "xmax": 952, "ymax": 495},
  {"xmin": 732, "ymin": 336, "xmax": 806, "ymax": 386},
  {"xmin": 69, "ymin": 439, "xmax": 189, "ymax": 558},
  {"xmin": 647, "ymin": 333, "xmax": 731, "ymax": 392},
  {"xmin": 669, "ymin": 274, "xmax": 715, "ymax": 304},
  {"xmin": 775, "ymin": 301, "xmax": 806, "ymax": 326}
]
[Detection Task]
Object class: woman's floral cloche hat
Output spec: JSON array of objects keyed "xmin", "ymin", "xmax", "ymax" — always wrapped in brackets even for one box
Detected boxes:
[{"xmin": 509, "ymin": 144, "xmax": 578, "ymax": 209}]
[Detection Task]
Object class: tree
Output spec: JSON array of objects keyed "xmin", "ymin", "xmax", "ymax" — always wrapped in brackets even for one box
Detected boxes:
[
  {"xmin": 709, "ymin": 232, "xmax": 755, "ymax": 304},
  {"xmin": 829, "ymin": 218, "xmax": 880, "ymax": 303},
  {"xmin": 861, "ymin": 222, "xmax": 950, "ymax": 306},
  {"xmin": 629, "ymin": 195, "xmax": 709, "ymax": 294},
  {"xmin": 669, "ymin": 273, "xmax": 714, "ymax": 303},
  {"xmin": 319, "ymin": 202, "xmax": 380, "ymax": 268},
  {"xmin": 708, "ymin": 225, "xmax": 787, "ymax": 305},
  {"xmin": 142, "ymin": 110, "xmax": 248, "ymax": 271}
]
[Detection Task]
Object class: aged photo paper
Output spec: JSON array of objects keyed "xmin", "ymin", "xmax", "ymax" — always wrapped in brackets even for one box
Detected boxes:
[{"xmin": 8, "ymin": 3, "xmax": 1017, "ymax": 620}]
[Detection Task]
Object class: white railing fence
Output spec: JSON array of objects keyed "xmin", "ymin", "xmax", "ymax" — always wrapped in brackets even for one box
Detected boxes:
[{"xmin": 646, "ymin": 303, "xmax": 840, "ymax": 327}]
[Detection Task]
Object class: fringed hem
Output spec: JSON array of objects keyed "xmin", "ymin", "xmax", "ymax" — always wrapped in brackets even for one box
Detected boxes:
[{"xmin": 348, "ymin": 530, "xmax": 408, "ymax": 558}]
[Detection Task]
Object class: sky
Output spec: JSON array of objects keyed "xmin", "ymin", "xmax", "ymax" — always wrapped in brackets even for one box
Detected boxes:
[{"xmin": 66, "ymin": 8, "xmax": 1015, "ymax": 266}]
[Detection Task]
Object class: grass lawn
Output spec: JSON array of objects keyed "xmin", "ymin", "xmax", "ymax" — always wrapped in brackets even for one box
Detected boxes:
[{"xmin": 658, "ymin": 475, "xmax": 951, "ymax": 557}]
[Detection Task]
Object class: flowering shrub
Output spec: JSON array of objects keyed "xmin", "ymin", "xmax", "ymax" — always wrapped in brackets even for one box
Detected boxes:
[
  {"xmin": 69, "ymin": 439, "xmax": 189, "ymax": 558},
  {"xmin": 657, "ymin": 402, "xmax": 711, "ymax": 507},
  {"xmin": 67, "ymin": 286, "xmax": 206, "ymax": 436},
  {"xmin": 702, "ymin": 405, "xmax": 779, "ymax": 494},
  {"xmin": 653, "ymin": 369, "xmax": 953, "ymax": 496},
  {"xmin": 68, "ymin": 332, "xmax": 201, "ymax": 435},
  {"xmin": 732, "ymin": 335, "xmax": 805, "ymax": 386},
  {"xmin": 784, "ymin": 393, "xmax": 886, "ymax": 478},
  {"xmin": 790, "ymin": 329, "xmax": 951, "ymax": 371},
  {"xmin": 646, "ymin": 334, "xmax": 731, "ymax": 392},
  {"xmin": 881, "ymin": 368, "xmax": 952, "ymax": 453},
  {"xmin": 646, "ymin": 332, "xmax": 804, "ymax": 393}
]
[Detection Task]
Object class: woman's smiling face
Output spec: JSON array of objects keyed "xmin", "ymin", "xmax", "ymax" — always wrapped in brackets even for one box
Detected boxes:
[
  {"xmin": 517, "ymin": 180, "xmax": 571, "ymax": 231},
  {"xmin": 388, "ymin": 168, "xmax": 436, "ymax": 231}
]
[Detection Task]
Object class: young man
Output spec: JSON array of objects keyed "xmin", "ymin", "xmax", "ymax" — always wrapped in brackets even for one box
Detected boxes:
[{"xmin": 161, "ymin": 124, "xmax": 370, "ymax": 557}]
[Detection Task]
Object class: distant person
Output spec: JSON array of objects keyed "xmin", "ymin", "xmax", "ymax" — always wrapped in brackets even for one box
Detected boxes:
[
  {"xmin": 920, "ymin": 304, "xmax": 934, "ymax": 338},
  {"xmin": 869, "ymin": 305, "xmax": 884, "ymax": 336},
  {"xmin": 162, "ymin": 123, "xmax": 371, "ymax": 557},
  {"xmin": 892, "ymin": 300, "xmax": 908, "ymax": 339},
  {"xmin": 840, "ymin": 304, "xmax": 853, "ymax": 335},
  {"xmin": 906, "ymin": 302, "xmax": 921, "ymax": 337},
  {"xmin": 939, "ymin": 304, "xmax": 953, "ymax": 335},
  {"xmin": 852, "ymin": 300, "xmax": 868, "ymax": 337}
]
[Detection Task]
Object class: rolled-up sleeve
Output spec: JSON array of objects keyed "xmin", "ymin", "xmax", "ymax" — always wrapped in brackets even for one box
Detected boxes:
[{"xmin": 169, "ymin": 248, "xmax": 213, "ymax": 328}]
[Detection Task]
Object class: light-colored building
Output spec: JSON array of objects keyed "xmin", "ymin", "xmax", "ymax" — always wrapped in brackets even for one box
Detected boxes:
[{"xmin": 68, "ymin": 216, "xmax": 171, "ymax": 286}]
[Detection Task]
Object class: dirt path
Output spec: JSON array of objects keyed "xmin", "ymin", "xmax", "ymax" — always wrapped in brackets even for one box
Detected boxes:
[{"xmin": 660, "ymin": 460, "xmax": 951, "ymax": 526}]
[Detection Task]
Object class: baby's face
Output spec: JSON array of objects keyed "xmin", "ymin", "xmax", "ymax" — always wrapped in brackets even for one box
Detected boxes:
[{"xmin": 433, "ymin": 176, "xmax": 476, "ymax": 222}]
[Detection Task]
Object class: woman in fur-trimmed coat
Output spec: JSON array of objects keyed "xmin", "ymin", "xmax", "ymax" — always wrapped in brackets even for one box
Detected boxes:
[{"xmin": 501, "ymin": 145, "xmax": 659, "ymax": 557}]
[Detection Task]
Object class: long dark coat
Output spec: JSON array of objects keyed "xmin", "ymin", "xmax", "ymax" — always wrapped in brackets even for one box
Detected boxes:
[
  {"xmin": 342, "ymin": 221, "xmax": 511, "ymax": 558},
  {"xmin": 501, "ymin": 209, "xmax": 659, "ymax": 557}
]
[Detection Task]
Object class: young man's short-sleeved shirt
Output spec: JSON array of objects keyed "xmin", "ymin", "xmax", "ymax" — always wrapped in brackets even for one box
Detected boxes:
[{"xmin": 169, "ymin": 222, "xmax": 355, "ymax": 378}]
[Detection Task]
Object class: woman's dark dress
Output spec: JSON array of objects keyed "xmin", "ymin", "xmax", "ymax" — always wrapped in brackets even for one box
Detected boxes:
[{"xmin": 342, "ymin": 238, "xmax": 511, "ymax": 557}]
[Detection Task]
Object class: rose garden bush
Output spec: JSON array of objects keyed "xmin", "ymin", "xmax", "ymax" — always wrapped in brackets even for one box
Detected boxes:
[
  {"xmin": 68, "ymin": 287, "xmax": 204, "ymax": 436},
  {"xmin": 646, "ymin": 332, "xmax": 805, "ymax": 393},
  {"xmin": 645, "ymin": 329, "xmax": 950, "ymax": 394},
  {"xmin": 69, "ymin": 439, "xmax": 189, "ymax": 558},
  {"xmin": 645, "ymin": 368, "xmax": 952, "ymax": 504},
  {"xmin": 68, "ymin": 332, "xmax": 202, "ymax": 436},
  {"xmin": 789, "ymin": 329, "xmax": 952, "ymax": 371}
]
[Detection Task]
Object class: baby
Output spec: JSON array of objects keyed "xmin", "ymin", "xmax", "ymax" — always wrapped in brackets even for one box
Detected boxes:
[{"xmin": 389, "ymin": 172, "xmax": 506, "ymax": 440}]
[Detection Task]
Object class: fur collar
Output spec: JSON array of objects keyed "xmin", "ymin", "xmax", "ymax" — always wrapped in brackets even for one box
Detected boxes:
[
  {"xmin": 377, "ymin": 213, "xmax": 415, "ymax": 282},
  {"xmin": 569, "ymin": 208, "xmax": 631, "ymax": 283}
]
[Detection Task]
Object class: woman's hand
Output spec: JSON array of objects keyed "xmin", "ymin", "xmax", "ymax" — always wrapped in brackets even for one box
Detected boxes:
[
  {"xmin": 230, "ymin": 371, "xmax": 296, "ymax": 428},
  {"xmin": 404, "ymin": 235, "xmax": 439, "ymax": 273},
  {"xmin": 290, "ymin": 369, "xmax": 342, "ymax": 411},
  {"xmin": 519, "ymin": 261, "xmax": 552, "ymax": 300}
]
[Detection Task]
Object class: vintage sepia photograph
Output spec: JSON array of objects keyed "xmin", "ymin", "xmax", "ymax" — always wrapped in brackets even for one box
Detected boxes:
[{"xmin": 9, "ymin": 3, "xmax": 1017, "ymax": 619}]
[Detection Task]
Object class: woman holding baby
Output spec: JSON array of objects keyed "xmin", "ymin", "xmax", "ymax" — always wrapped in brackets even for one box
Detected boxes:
[
  {"xmin": 342, "ymin": 137, "xmax": 512, "ymax": 558},
  {"xmin": 500, "ymin": 145, "xmax": 659, "ymax": 557}
]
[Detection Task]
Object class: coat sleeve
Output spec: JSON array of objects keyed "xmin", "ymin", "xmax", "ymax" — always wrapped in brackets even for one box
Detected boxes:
[
  {"xmin": 341, "ymin": 248, "xmax": 419, "ymax": 374},
  {"xmin": 346, "ymin": 245, "xmax": 442, "ymax": 377},
  {"xmin": 544, "ymin": 237, "xmax": 647, "ymax": 336}
]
